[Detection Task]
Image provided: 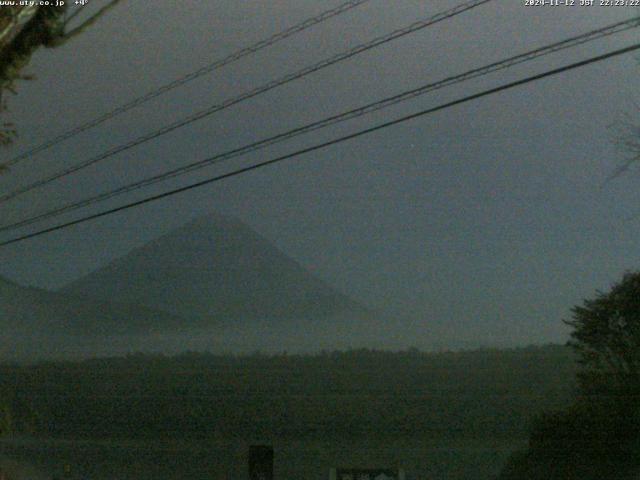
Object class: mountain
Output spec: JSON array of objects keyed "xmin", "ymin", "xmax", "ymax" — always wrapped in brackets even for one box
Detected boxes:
[
  {"xmin": 0, "ymin": 275, "xmax": 185, "ymax": 360},
  {"xmin": 61, "ymin": 213, "xmax": 371, "ymax": 331}
]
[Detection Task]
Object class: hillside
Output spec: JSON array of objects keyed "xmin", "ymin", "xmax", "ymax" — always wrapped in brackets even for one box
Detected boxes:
[{"xmin": 0, "ymin": 275, "xmax": 185, "ymax": 360}]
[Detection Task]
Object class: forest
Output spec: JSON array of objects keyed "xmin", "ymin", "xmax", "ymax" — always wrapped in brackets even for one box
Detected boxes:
[{"xmin": 0, "ymin": 345, "xmax": 575, "ymax": 441}]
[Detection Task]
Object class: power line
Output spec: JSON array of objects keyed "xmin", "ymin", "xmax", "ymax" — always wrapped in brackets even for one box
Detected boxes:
[
  {"xmin": 1, "ymin": 41, "xmax": 638, "ymax": 248},
  {"xmin": 1, "ymin": 16, "xmax": 638, "ymax": 235},
  {"xmin": 0, "ymin": 0, "xmax": 493, "ymax": 202},
  {"xmin": 1, "ymin": 0, "xmax": 372, "ymax": 168}
]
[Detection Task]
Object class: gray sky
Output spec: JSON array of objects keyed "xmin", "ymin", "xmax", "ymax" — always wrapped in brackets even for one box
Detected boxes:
[{"xmin": 0, "ymin": 0, "xmax": 639, "ymax": 349}]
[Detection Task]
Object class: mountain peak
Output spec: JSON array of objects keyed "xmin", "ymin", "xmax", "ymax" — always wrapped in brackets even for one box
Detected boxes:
[{"xmin": 62, "ymin": 213, "xmax": 368, "ymax": 326}]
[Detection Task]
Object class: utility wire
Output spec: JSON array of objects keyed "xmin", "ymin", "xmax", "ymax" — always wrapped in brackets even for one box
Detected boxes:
[
  {"xmin": 1, "ymin": 0, "xmax": 371, "ymax": 168},
  {"xmin": 1, "ymin": 41, "xmax": 638, "ymax": 248},
  {"xmin": 0, "ymin": 0, "xmax": 493, "ymax": 201},
  {"xmin": 1, "ymin": 16, "xmax": 637, "ymax": 235}
]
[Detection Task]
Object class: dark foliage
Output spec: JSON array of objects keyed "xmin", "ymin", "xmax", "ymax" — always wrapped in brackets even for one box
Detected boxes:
[
  {"xmin": 498, "ymin": 271, "xmax": 640, "ymax": 479},
  {"xmin": 0, "ymin": 2, "xmax": 120, "ymax": 149},
  {"xmin": 0, "ymin": 346, "xmax": 574, "ymax": 441},
  {"xmin": 567, "ymin": 271, "xmax": 640, "ymax": 401}
]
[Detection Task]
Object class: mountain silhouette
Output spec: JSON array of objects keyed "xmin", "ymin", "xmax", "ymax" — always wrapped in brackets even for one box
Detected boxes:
[
  {"xmin": 0, "ymin": 274, "xmax": 186, "ymax": 360},
  {"xmin": 62, "ymin": 213, "xmax": 370, "ymax": 329}
]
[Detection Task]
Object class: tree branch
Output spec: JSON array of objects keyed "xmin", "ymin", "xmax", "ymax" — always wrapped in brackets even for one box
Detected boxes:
[{"xmin": 56, "ymin": 0, "xmax": 122, "ymax": 45}]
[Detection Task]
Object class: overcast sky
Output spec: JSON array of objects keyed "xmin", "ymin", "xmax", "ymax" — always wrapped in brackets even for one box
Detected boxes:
[{"xmin": 0, "ymin": 0, "xmax": 639, "ymax": 349}]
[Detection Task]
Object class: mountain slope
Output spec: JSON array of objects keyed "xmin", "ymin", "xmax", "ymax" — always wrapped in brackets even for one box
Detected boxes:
[
  {"xmin": 0, "ymin": 275, "xmax": 186, "ymax": 359},
  {"xmin": 61, "ymin": 213, "xmax": 370, "ymax": 327}
]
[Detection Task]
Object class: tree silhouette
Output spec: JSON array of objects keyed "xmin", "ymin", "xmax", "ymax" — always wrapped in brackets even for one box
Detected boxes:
[
  {"xmin": 565, "ymin": 271, "xmax": 640, "ymax": 401},
  {"xmin": 498, "ymin": 271, "xmax": 640, "ymax": 479},
  {"xmin": 0, "ymin": 2, "xmax": 122, "ymax": 150}
]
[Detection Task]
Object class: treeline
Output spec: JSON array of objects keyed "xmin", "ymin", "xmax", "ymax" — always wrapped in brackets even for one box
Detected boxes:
[{"xmin": 0, "ymin": 345, "xmax": 575, "ymax": 441}]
